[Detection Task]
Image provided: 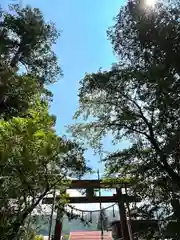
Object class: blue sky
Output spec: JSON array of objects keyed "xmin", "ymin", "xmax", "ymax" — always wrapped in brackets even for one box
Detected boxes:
[
  {"xmin": 3, "ymin": 0, "xmax": 128, "ymax": 176},
  {"xmin": 1, "ymin": 0, "xmax": 130, "ymax": 211},
  {"xmin": 23, "ymin": 0, "xmax": 127, "ymax": 177}
]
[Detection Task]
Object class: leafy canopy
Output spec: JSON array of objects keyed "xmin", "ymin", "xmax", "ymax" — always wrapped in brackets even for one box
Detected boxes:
[
  {"xmin": 0, "ymin": 96, "xmax": 89, "ymax": 240},
  {"xmin": 0, "ymin": 4, "xmax": 61, "ymax": 83},
  {"xmin": 0, "ymin": 4, "xmax": 61, "ymax": 119},
  {"xmin": 0, "ymin": 4, "xmax": 90, "ymax": 240},
  {"xmin": 70, "ymin": 0, "xmax": 180, "ymax": 238}
]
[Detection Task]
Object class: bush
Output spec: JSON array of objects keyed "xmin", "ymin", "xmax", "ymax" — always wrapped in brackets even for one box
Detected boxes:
[{"xmin": 34, "ymin": 235, "xmax": 44, "ymax": 240}]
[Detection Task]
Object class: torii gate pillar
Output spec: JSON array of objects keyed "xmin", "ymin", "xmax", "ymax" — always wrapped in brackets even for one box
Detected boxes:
[
  {"xmin": 53, "ymin": 208, "xmax": 63, "ymax": 240},
  {"xmin": 116, "ymin": 188, "xmax": 130, "ymax": 240}
]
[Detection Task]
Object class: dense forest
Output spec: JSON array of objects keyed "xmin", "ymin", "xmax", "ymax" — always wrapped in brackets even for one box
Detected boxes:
[{"xmin": 1, "ymin": 0, "xmax": 180, "ymax": 239}]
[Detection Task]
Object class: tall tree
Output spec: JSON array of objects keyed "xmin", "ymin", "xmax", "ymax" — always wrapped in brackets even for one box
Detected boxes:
[
  {"xmin": 0, "ymin": 4, "xmax": 60, "ymax": 82},
  {"xmin": 0, "ymin": 4, "xmax": 61, "ymax": 119},
  {"xmin": 70, "ymin": 0, "xmax": 180, "ymax": 237},
  {"xmin": 0, "ymin": 4, "xmax": 90, "ymax": 240},
  {"xmin": 0, "ymin": 95, "xmax": 89, "ymax": 240}
]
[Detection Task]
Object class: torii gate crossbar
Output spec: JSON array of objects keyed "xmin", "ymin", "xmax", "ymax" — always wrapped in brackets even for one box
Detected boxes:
[{"xmin": 42, "ymin": 180, "xmax": 140, "ymax": 240}]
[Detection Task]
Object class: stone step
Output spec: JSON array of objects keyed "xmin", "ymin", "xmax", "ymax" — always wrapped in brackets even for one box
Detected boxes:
[{"xmin": 69, "ymin": 231, "xmax": 112, "ymax": 240}]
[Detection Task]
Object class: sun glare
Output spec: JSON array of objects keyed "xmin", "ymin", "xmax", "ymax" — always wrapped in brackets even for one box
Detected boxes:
[{"xmin": 145, "ymin": 0, "xmax": 156, "ymax": 7}]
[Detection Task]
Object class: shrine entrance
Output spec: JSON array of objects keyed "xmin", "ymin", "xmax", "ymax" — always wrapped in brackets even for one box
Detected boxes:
[{"xmin": 42, "ymin": 179, "xmax": 140, "ymax": 240}]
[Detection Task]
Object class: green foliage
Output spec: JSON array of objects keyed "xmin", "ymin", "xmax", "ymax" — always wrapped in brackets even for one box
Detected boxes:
[
  {"xmin": 0, "ymin": 4, "xmax": 61, "ymax": 83},
  {"xmin": 62, "ymin": 235, "xmax": 69, "ymax": 240},
  {"xmin": 0, "ymin": 63, "xmax": 39, "ymax": 119},
  {"xmin": 0, "ymin": 4, "xmax": 89, "ymax": 240},
  {"xmin": 102, "ymin": 177, "xmax": 135, "ymax": 185},
  {"xmin": 34, "ymin": 236, "xmax": 44, "ymax": 240},
  {"xmin": 0, "ymin": 4, "xmax": 61, "ymax": 119},
  {"xmin": 0, "ymin": 97, "xmax": 88, "ymax": 239},
  {"xmin": 70, "ymin": 0, "xmax": 180, "ymax": 238}
]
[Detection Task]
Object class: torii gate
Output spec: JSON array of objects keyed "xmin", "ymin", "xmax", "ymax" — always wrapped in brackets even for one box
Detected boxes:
[{"xmin": 42, "ymin": 179, "xmax": 140, "ymax": 240}]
